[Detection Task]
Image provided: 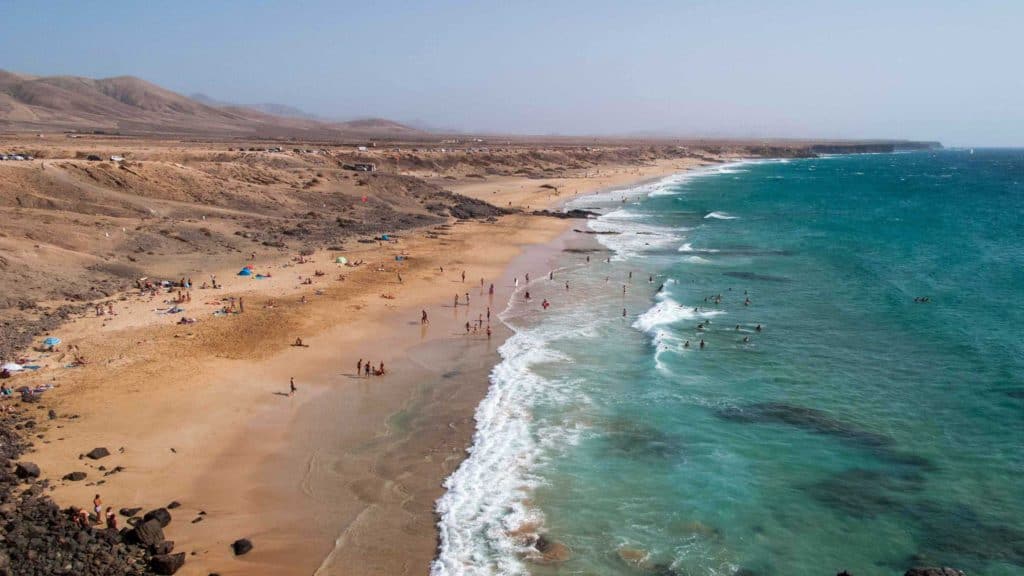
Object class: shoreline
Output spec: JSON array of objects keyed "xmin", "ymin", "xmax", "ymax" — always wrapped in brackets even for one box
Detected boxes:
[{"xmin": 13, "ymin": 157, "xmax": 714, "ymax": 575}]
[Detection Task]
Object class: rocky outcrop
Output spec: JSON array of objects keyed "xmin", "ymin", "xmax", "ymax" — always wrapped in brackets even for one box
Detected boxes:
[
  {"xmin": 904, "ymin": 569, "xmax": 966, "ymax": 576},
  {"xmin": 85, "ymin": 447, "xmax": 111, "ymax": 460}
]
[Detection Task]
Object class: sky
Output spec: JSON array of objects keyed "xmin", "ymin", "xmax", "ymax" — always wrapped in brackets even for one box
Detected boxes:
[{"xmin": 1, "ymin": 0, "xmax": 1022, "ymax": 146}]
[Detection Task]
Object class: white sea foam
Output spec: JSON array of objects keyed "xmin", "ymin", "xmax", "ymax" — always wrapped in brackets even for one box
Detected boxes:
[
  {"xmin": 704, "ymin": 211, "xmax": 737, "ymax": 220},
  {"xmin": 432, "ymin": 329, "xmax": 554, "ymax": 576}
]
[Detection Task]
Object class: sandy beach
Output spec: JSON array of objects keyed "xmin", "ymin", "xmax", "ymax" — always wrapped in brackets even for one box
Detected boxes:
[{"xmin": 12, "ymin": 156, "xmax": 708, "ymax": 575}]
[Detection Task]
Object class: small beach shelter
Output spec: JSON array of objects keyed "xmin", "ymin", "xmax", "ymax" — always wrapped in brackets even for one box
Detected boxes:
[
  {"xmin": 1, "ymin": 362, "xmax": 24, "ymax": 372},
  {"xmin": 335, "ymin": 256, "xmax": 348, "ymax": 265},
  {"xmin": 43, "ymin": 337, "xmax": 61, "ymax": 349},
  {"xmin": 237, "ymin": 267, "xmax": 253, "ymax": 276}
]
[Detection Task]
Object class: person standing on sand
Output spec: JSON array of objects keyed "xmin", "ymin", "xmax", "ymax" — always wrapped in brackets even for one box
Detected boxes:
[
  {"xmin": 466, "ymin": 321, "xmax": 471, "ymax": 334},
  {"xmin": 421, "ymin": 310, "xmax": 429, "ymax": 324},
  {"xmin": 378, "ymin": 361, "xmax": 385, "ymax": 375},
  {"xmin": 105, "ymin": 507, "xmax": 117, "ymax": 530},
  {"xmin": 489, "ymin": 284, "xmax": 494, "ymax": 295},
  {"xmin": 239, "ymin": 297, "xmax": 244, "ymax": 313},
  {"xmin": 398, "ymin": 272, "xmax": 403, "ymax": 283},
  {"xmin": 461, "ymin": 271, "xmax": 466, "ymax": 283},
  {"xmin": 365, "ymin": 362, "xmax": 371, "ymax": 377},
  {"xmin": 454, "ymin": 293, "xmax": 459, "ymax": 307},
  {"xmin": 514, "ymin": 277, "xmax": 519, "ymax": 287},
  {"xmin": 465, "ymin": 292, "xmax": 470, "ymax": 305},
  {"xmin": 289, "ymin": 377, "xmax": 297, "ymax": 397},
  {"xmin": 486, "ymin": 326, "xmax": 492, "ymax": 339},
  {"xmin": 358, "ymin": 359, "xmax": 363, "ymax": 375},
  {"xmin": 486, "ymin": 307, "xmax": 491, "ymax": 321},
  {"xmin": 93, "ymin": 494, "xmax": 102, "ymax": 523}
]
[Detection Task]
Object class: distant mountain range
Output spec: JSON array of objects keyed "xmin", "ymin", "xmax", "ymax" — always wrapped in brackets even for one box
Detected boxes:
[{"xmin": 0, "ymin": 70, "xmax": 421, "ymax": 138}]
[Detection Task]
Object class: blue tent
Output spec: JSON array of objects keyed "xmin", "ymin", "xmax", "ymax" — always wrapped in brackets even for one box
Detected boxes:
[
  {"xmin": 237, "ymin": 268, "xmax": 252, "ymax": 276},
  {"xmin": 43, "ymin": 337, "xmax": 61, "ymax": 348}
]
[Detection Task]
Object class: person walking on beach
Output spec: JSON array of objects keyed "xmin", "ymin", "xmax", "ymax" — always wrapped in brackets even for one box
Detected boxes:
[
  {"xmin": 514, "ymin": 277, "xmax": 519, "ymax": 287},
  {"xmin": 239, "ymin": 297, "xmax": 244, "ymax": 313},
  {"xmin": 358, "ymin": 359, "xmax": 363, "ymax": 375},
  {"xmin": 465, "ymin": 292, "xmax": 470, "ymax": 305},
  {"xmin": 549, "ymin": 271, "xmax": 554, "ymax": 280},
  {"xmin": 461, "ymin": 270, "xmax": 466, "ymax": 283},
  {"xmin": 489, "ymin": 283, "xmax": 494, "ymax": 295},
  {"xmin": 466, "ymin": 321, "xmax": 471, "ymax": 334},
  {"xmin": 421, "ymin": 310, "xmax": 429, "ymax": 324},
  {"xmin": 289, "ymin": 377, "xmax": 296, "ymax": 397},
  {"xmin": 454, "ymin": 293, "xmax": 459, "ymax": 307},
  {"xmin": 486, "ymin": 326, "xmax": 492, "ymax": 339},
  {"xmin": 486, "ymin": 307, "xmax": 491, "ymax": 321},
  {"xmin": 365, "ymin": 362, "xmax": 371, "ymax": 377}
]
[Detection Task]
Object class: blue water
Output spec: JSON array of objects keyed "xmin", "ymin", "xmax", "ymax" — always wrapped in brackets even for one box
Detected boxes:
[{"xmin": 434, "ymin": 150, "xmax": 1024, "ymax": 576}]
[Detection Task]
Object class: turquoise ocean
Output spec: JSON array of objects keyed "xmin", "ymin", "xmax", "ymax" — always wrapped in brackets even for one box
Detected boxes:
[{"xmin": 434, "ymin": 150, "xmax": 1024, "ymax": 576}]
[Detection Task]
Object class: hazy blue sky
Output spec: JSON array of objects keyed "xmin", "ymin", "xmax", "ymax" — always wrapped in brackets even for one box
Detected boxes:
[{"xmin": 2, "ymin": 1, "xmax": 1022, "ymax": 145}]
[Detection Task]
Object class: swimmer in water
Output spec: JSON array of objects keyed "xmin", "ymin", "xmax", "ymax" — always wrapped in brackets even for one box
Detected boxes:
[
  {"xmin": 699, "ymin": 339, "xmax": 706, "ymax": 349},
  {"xmin": 683, "ymin": 340, "xmax": 690, "ymax": 348},
  {"xmin": 755, "ymin": 324, "xmax": 762, "ymax": 332}
]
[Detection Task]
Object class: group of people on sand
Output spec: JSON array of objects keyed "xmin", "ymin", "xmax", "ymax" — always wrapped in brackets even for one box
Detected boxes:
[
  {"xmin": 94, "ymin": 302, "xmax": 117, "ymax": 317},
  {"xmin": 70, "ymin": 493, "xmax": 117, "ymax": 531},
  {"xmin": 356, "ymin": 358, "xmax": 387, "ymax": 377}
]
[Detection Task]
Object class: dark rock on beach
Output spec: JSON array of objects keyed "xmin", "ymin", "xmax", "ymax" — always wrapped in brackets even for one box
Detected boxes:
[
  {"xmin": 151, "ymin": 552, "xmax": 186, "ymax": 574},
  {"xmin": 62, "ymin": 470, "xmax": 88, "ymax": 481},
  {"xmin": 231, "ymin": 538, "xmax": 253, "ymax": 556},
  {"xmin": 531, "ymin": 208, "xmax": 599, "ymax": 219},
  {"xmin": 86, "ymin": 447, "xmax": 111, "ymax": 460},
  {"xmin": 15, "ymin": 461, "xmax": 41, "ymax": 478},
  {"xmin": 131, "ymin": 518, "xmax": 166, "ymax": 547},
  {"xmin": 143, "ymin": 507, "xmax": 172, "ymax": 527},
  {"xmin": 905, "ymin": 569, "xmax": 966, "ymax": 576},
  {"xmin": 120, "ymin": 506, "xmax": 143, "ymax": 517}
]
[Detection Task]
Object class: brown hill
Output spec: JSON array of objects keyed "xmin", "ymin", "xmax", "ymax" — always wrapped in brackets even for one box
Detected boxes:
[{"xmin": 0, "ymin": 70, "xmax": 421, "ymax": 138}]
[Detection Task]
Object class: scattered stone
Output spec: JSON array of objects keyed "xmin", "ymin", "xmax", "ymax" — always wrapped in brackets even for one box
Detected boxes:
[
  {"xmin": 231, "ymin": 538, "xmax": 253, "ymax": 556},
  {"xmin": 191, "ymin": 517, "xmax": 203, "ymax": 524},
  {"xmin": 15, "ymin": 461, "xmax": 41, "ymax": 479},
  {"xmin": 85, "ymin": 447, "xmax": 110, "ymax": 460},
  {"xmin": 131, "ymin": 518, "xmax": 165, "ymax": 547},
  {"xmin": 47, "ymin": 409, "xmax": 57, "ymax": 420},
  {"xmin": 151, "ymin": 551, "xmax": 186, "ymax": 575},
  {"xmin": 151, "ymin": 540, "xmax": 175, "ymax": 555},
  {"xmin": 144, "ymin": 507, "xmax": 172, "ymax": 527},
  {"xmin": 62, "ymin": 471, "xmax": 87, "ymax": 481},
  {"xmin": 167, "ymin": 500, "xmax": 181, "ymax": 509}
]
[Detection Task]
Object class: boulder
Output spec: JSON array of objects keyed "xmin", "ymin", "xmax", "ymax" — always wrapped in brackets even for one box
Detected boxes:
[
  {"xmin": 905, "ymin": 569, "xmax": 965, "ymax": 576},
  {"xmin": 15, "ymin": 462, "xmax": 40, "ymax": 479},
  {"xmin": 62, "ymin": 471, "xmax": 87, "ymax": 481},
  {"xmin": 167, "ymin": 501, "xmax": 181, "ymax": 509},
  {"xmin": 151, "ymin": 540, "xmax": 175, "ymax": 555},
  {"xmin": 131, "ymin": 518, "xmax": 165, "ymax": 547},
  {"xmin": 143, "ymin": 507, "xmax": 172, "ymax": 527},
  {"xmin": 85, "ymin": 447, "xmax": 110, "ymax": 460},
  {"xmin": 231, "ymin": 538, "xmax": 253, "ymax": 556},
  {"xmin": 119, "ymin": 507, "xmax": 142, "ymax": 517},
  {"xmin": 150, "ymin": 552, "xmax": 186, "ymax": 575}
]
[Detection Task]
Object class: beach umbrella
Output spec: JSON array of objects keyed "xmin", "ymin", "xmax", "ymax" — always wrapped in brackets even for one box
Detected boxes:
[
  {"xmin": 43, "ymin": 337, "xmax": 61, "ymax": 347},
  {"xmin": 238, "ymin": 268, "xmax": 252, "ymax": 276},
  {"xmin": 335, "ymin": 256, "xmax": 348, "ymax": 265}
]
